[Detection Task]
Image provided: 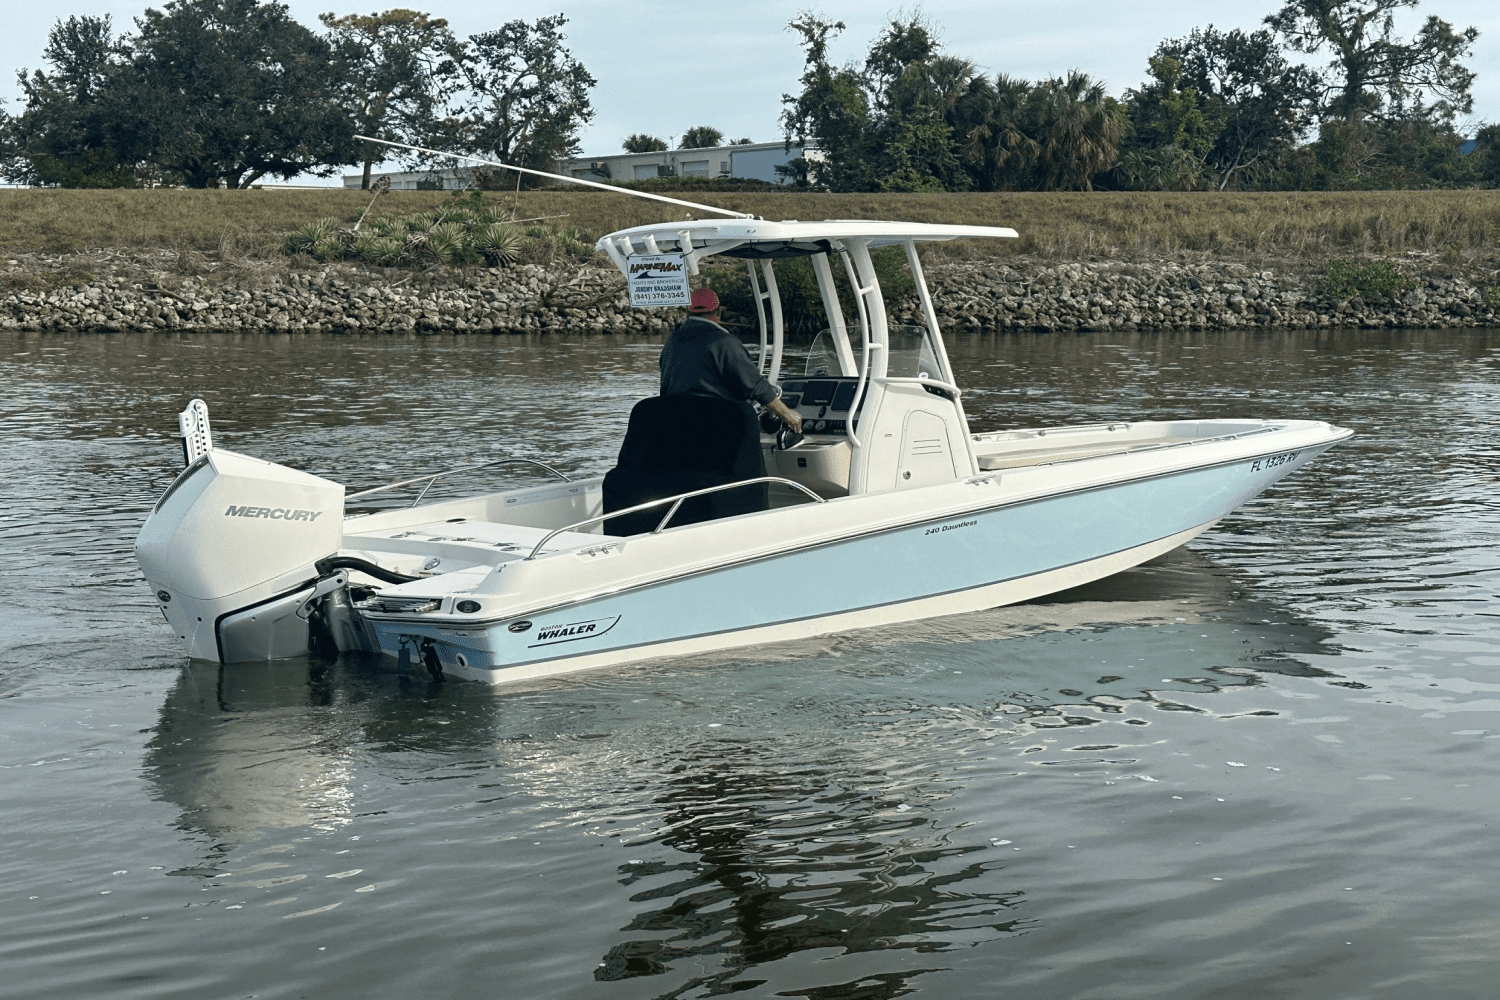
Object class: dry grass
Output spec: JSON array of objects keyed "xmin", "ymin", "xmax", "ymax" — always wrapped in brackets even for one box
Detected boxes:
[{"xmin": 2, "ymin": 186, "xmax": 1499, "ymax": 264}]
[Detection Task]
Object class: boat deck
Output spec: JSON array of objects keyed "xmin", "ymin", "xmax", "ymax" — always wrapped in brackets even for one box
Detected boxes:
[
  {"xmin": 343, "ymin": 519, "xmax": 605, "ymax": 575},
  {"xmin": 971, "ymin": 420, "xmax": 1281, "ymax": 471}
]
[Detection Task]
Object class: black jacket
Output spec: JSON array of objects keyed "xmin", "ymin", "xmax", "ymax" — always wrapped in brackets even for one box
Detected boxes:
[{"xmin": 659, "ymin": 316, "xmax": 779, "ymax": 406}]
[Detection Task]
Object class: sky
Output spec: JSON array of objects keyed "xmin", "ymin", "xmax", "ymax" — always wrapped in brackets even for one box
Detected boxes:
[{"xmin": 4, "ymin": 0, "xmax": 1498, "ymax": 185}]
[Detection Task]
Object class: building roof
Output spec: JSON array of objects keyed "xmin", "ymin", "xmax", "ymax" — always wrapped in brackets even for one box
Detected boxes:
[{"xmin": 575, "ymin": 139, "xmax": 795, "ymax": 160}]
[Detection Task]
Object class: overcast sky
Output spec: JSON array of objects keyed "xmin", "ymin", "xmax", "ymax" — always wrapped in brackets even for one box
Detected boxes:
[{"xmin": 5, "ymin": 0, "xmax": 1498, "ymax": 184}]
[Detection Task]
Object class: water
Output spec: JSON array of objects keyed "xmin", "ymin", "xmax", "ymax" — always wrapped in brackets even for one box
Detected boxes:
[{"xmin": 3, "ymin": 328, "xmax": 1499, "ymax": 999}]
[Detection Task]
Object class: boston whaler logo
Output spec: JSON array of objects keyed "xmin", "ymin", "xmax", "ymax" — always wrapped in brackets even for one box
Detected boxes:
[
  {"xmin": 225, "ymin": 505, "xmax": 324, "ymax": 522},
  {"xmin": 528, "ymin": 615, "xmax": 621, "ymax": 647}
]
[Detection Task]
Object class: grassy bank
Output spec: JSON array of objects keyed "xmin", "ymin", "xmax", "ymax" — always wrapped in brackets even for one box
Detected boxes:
[{"xmin": 2, "ymin": 186, "xmax": 1498, "ymax": 263}]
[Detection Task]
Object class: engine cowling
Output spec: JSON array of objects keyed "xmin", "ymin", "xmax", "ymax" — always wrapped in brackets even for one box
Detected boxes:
[{"xmin": 136, "ymin": 449, "xmax": 344, "ymax": 661}]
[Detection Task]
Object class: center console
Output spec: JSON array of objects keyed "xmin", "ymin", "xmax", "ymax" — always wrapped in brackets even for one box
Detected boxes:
[
  {"xmin": 776, "ymin": 376, "xmax": 865, "ymax": 437},
  {"xmin": 761, "ymin": 377, "xmax": 864, "ymax": 496}
]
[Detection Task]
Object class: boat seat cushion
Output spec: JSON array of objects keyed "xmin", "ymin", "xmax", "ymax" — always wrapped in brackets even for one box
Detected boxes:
[{"xmin": 603, "ymin": 394, "xmax": 767, "ymax": 534}]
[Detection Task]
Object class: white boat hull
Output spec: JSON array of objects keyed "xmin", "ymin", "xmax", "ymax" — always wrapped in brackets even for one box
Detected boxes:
[
  {"xmin": 387, "ymin": 521, "xmax": 1215, "ymax": 685},
  {"xmin": 356, "ymin": 428, "xmax": 1342, "ymax": 684},
  {"xmin": 137, "ymin": 414, "xmax": 1349, "ymax": 684}
]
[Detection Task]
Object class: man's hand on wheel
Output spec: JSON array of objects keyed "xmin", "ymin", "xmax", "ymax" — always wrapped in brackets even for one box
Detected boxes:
[{"xmin": 768, "ymin": 397, "xmax": 802, "ymax": 434}]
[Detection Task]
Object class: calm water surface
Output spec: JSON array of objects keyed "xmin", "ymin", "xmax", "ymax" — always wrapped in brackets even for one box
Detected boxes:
[{"xmin": 2, "ymin": 329, "xmax": 1499, "ymax": 999}]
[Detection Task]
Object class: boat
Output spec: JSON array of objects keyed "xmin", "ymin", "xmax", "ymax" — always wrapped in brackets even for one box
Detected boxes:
[{"xmin": 135, "ymin": 212, "xmax": 1351, "ymax": 685}]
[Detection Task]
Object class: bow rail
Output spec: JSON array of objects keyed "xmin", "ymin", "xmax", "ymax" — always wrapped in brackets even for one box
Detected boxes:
[{"xmin": 348, "ymin": 458, "xmax": 572, "ymax": 506}]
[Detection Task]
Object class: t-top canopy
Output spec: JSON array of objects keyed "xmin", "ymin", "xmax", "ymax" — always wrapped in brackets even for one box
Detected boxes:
[{"xmin": 596, "ymin": 218, "xmax": 1018, "ymax": 267}]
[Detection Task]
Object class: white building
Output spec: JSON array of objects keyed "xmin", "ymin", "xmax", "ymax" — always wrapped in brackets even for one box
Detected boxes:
[
  {"xmin": 560, "ymin": 140, "xmax": 806, "ymax": 184},
  {"xmin": 343, "ymin": 140, "xmax": 808, "ymax": 190},
  {"xmin": 342, "ymin": 166, "xmax": 471, "ymax": 191}
]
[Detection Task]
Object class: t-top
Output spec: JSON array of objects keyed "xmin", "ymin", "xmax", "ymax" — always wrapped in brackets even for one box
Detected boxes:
[{"xmin": 659, "ymin": 316, "xmax": 780, "ymax": 406}]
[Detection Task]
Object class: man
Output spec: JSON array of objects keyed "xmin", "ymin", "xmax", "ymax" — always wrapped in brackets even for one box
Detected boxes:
[
  {"xmin": 660, "ymin": 288, "xmax": 803, "ymax": 433},
  {"xmin": 602, "ymin": 287, "xmax": 798, "ymax": 532}
]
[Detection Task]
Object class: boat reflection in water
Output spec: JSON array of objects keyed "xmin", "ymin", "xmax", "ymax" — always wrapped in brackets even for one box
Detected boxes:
[
  {"xmin": 143, "ymin": 660, "xmax": 364, "ymax": 840},
  {"xmin": 589, "ymin": 735, "xmax": 1028, "ymax": 989},
  {"xmin": 141, "ymin": 549, "xmax": 1337, "ymax": 994}
]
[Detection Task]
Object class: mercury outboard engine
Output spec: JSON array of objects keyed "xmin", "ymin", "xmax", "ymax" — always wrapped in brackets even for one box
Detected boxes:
[{"xmin": 136, "ymin": 401, "xmax": 346, "ymax": 662}]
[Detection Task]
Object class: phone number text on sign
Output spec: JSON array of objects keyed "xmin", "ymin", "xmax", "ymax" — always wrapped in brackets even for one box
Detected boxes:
[{"xmin": 627, "ymin": 254, "xmax": 690, "ymax": 308}]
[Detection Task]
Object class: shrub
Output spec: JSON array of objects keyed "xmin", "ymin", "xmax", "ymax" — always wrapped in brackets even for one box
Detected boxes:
[
  {"xmin": 352, "ymin": 234, "xmax": 403, "ymax": 266},
  {"xmin": 309, "ymin": 235, "xmax": 345, "ymax": 261},
  {"xmin": 473, "ymin": 222, "xmax": 521, "ymax": 264},
  {"xmin": 1319, "ymin": 259, "xmax": 1416, "ymax": 299},
  {"xmin": 284, "ymin": 217, "xmax": 340, "ymax": 256},
  {"xmin": 424, "ymin": 223, "xmax": 478, "ymax": 265},
  {"xmin": 433, "ymin": 203, "xmax": 477, "ymax": 226},
  {"xmin": 279, "ymin": 192, "xmax": 592, "ymax": 269}
]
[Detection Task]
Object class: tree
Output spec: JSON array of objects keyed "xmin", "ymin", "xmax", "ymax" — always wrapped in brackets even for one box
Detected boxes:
[
  {"xmin": 320, "ymin": 9, "xmax": 459, "ymax": 189},
  {"xmin": 781, "ymin": 14, "xmax": 967, "ymax": 191},
  {"xmin": 1116, "ymin": 54, "xmax": 1224, "ymax": 190},
  {"xmin": 1472, "ymin": 123, "xmax": 1500, "ymax": 187},
  {"xmin": 442, "ymin": 14, "xmax": 595, "ymax": 175},
  {"xmin": 863, "ymin": 15, "xmax": 939, "ymax": 113},
  {"xmin": 954, "ymin": 73, "xmax": 1037, "ymax": 190},
  {"xmin": 5, "ymin": 15, "xmax": 137, "ymax": 186},
  {"xmin": 872, "ymin": 111, "xmax": 954, "ymax": 191},
  {"xmin": 1300, "ymin": 114, "xmax": 1475, "ymax": 187},
  {"xmin": 622, "ymin": 133, "xmax": 666, "ymax": 152},
  {"xmin": 678, "ymin": 126, "xmax": 724, "ymax": 149},
  {"xmin": 36, "ymin": 14, "xmax": 118, "ymax": 104},
  {"xmin": 861, "ymin": 17, "xmax": 968, "ymax": 190},
  {"xmin": 1157, "ymin": 26, "xmax": 1321, "ymax": 189},
  {"xmin": 1266, "ymin": 0, "xmax": 1479, "ymax": 123},
  {"xmin": 121, "ymin": 0, "xmax": 355, "ymax": 188},
  {"xmin": 0, "ymin": 105, "xmax": 11, "ymax": 179},
  {"xmin": 1122, "ymin": 54, "xmax": 1223, "ymax": 171},
  {"xmin": 1114, "ymin": 145, "xmax": 1215, "ymax": 191},
  {"xmin": 960, "ymin": 71, "xmax": 1125, "ymax": 191},
  {"xmin": 1027, "ymin": 72, "xmax": 1127, "ymax": 190},
  {"xmin": 781, "ymin": 14, "xmax": 1125, "ymax": 192},
  {"xmin": 780, "ymin": 13, "xmax": 874, "ymax": 190}
]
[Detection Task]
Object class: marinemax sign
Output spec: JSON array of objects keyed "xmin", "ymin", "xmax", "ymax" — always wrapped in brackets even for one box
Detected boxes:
[{"xmin": 626, "ymin": 254, "xmax": 690, "ymax": 308}]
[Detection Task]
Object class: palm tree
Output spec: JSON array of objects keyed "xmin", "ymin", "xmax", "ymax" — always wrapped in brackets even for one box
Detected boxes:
[
  {"xmin": 678, "ymin": 126, "xmax": 725, "ymax": 149},
  {"xmin": 957, "ymin": 73, "xmax": 1042, "ymax": 190},
  {"xmin": 622, "ymin": 133, "xmax": 666, "ymax": 152},
  {"xmin": 1029, "ymin": 71, "xmax": 1125, "ymax": 190}
]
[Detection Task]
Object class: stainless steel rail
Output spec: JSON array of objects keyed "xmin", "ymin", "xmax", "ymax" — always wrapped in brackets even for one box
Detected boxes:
[
  {"xmin": 347, "ymin": 457, "xmax": 572, "ymax": 506},
  {"xmin": 524, "ymin": 476, "xmax": 827, "ymax": 560},
  {"xmin": 883, "ymin": 374, "xmax": 963, "ymax": 398}
]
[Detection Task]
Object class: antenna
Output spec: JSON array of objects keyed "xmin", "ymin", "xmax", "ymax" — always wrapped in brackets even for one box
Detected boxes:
[{"xmin": 353, "ymin": 135, "xmax": 754, "ymax": 221}]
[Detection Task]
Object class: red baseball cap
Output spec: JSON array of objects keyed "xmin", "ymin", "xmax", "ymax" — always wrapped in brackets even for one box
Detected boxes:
[{"xmin": 688, "ymin": 288, "xmax": 720, "ymax": 313}]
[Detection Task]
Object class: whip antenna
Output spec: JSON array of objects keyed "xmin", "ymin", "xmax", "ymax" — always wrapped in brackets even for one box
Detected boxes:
[{"xmin": 353, "ymin": 135, "xmax": 754, "ymax": 220}]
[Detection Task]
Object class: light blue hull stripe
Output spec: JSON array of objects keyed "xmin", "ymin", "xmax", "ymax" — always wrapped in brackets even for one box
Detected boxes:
[{"xmin": 373, "ymin": 453, "xmax": 1316, "ymax": 673}]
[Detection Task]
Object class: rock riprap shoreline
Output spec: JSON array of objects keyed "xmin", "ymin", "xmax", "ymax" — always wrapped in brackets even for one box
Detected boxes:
[
  {"xmin": 2, "ymin": 251, "xmax": 1495, "ymax": 334},
  {"xmin": 919, "ymin": 259, "xmax": 1498, "ymax": 331}
]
